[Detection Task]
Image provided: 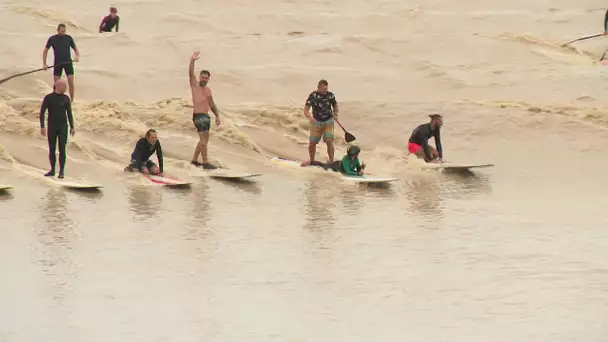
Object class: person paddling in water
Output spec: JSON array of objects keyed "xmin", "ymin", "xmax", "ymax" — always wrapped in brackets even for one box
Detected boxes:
[
  {"xmin": 301, "ymin": 144, "xmax": 365, "ymax": 176},
  {"xmin": 124, "ymin": 129, "xmax": 164, "ymax": 176},
  {"xmin": 408, "ymin": 114, "xmax": 444, "ymax": 163},
  {"xmin": 99, "ymin": 7, "xmax": 120, "ymax": 33},
  {"xmin": 188, "ymin": 50, "xmax": 220, "ymax": 169}
]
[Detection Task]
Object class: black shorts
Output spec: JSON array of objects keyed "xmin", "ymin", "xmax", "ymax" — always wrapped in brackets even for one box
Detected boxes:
[
  {"xmin": 130, "ymin": 159, "xmax": 157, "ymax": 172},
  {"xmin": 192, "ymin": 113, "xmax": 211, "ymax": 132},
  {"xmin": 54, "ymin": 62, "xmax": 74, "ymax": 77}
]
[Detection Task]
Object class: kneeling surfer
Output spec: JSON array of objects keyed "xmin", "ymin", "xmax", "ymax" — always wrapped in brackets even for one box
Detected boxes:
[
  {"xmin": 407, "ymin": 114, "xmax": 443, "ymax": 163},
  {"xmin": 301, "ymin": 144, "xmax": 365, "ymax": 176},
  {"xmin": 124, "ymin": 129, "xmax": 164, "ymax": 176}
]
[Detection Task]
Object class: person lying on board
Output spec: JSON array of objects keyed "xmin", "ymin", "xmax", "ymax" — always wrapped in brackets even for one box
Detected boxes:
[
  {"xmin": 301, "ymin": 144, "xmax": 365, "ymax": 176},
  {"xmin": 124, "ymin": 129, "xmax": 164, "ymax": 176},
  {"xmin": 407, "ymin": 114, "xmax": 444, "ymax": 163}
]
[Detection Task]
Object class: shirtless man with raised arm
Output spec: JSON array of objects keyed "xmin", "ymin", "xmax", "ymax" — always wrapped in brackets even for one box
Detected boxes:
[{"xmin": 189, "ymin": 50, "xmax": 220, "ymax": 169}]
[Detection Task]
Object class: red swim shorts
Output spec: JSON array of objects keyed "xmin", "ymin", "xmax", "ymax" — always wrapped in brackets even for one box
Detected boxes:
[{"xmin": 408, "ymin": 142, "xmax": 421, "ymax": 154}]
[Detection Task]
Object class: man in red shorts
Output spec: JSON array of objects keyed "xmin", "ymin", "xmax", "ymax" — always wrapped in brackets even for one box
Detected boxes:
[{"xmin": 407, "ymin": 114, "xmax": 444, "ymax": 163}]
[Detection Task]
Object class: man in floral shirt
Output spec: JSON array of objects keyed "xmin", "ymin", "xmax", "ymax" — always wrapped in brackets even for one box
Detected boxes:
[{"xmin": 303, "ymin": 79, "xmax": 339, "ymax": 163}]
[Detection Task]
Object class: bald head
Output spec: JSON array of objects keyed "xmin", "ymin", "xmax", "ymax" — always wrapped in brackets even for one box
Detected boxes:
[{"xmin": 54, "ymin": 79, "xmax": 67, "ymax": 94}]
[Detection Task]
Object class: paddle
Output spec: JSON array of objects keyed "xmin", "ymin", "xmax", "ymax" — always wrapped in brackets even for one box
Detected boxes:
[
  {"xmin": 334, "ymin": 118, "xmax": 356, "ymax": 143},
  {"xmin": 561, "ymin": 33, "xmax": 604, "ymax": 47},
  {"xmin": 0, "ymin": 62, "xmax": 69, "ymax": 86}
]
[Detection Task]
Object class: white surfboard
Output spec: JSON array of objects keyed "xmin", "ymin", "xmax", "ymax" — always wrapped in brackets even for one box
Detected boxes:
[
  {"xmin": 0, "ymin": 184, "xmax": 12, "ymax": 191},
  {"xmin": 205, "ymin": 169, "xmax": 262, "ymax": 180},
  {"xmin": 52, "ymin": 177, "xmax": 103, "ymax": 190},
  {"xmin": 422, "ymin": 162, "xmax": 494, "ymax": 170},
  {"xmin": 269, "ymin": 156, "xmax": 397, "ymax": 184},
  {"xmin": 146, "ymin": 174, "xmax": 191, "ymax": 187}
]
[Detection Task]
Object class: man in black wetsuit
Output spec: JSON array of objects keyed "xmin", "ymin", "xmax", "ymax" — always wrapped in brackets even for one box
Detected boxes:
[
  {"xmin": 407, "ymin": 114, "xmax": 444, "ymax": 163},
  {"xmin": 99, "ymin": 7, "xmax": 120, "ymax": 33},
  {"xmin": 42, "ymin": 23, "xmax": 80, "ymax": 102},
  {"xmin": 124, "ymin": 129, "xmax": 164, "ymax": 176},
  {"xmin": 39, "ymin": 80, "xmax": 75, "ymax": 178}
]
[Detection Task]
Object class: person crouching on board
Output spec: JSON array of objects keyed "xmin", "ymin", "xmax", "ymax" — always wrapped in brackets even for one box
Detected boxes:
[
  {"xmin": 407, "ymin": 114, "xmax": 444, "ymax": 163},
  {"xmin": 301, "ymin": 144, "xmax": 365, "ymax": 176},
  {"xmin": 99, "ymin": 7, "xmax": 120, "ymax": 33},
  {"xmin": 124, "ymin": 129, "xmax": 164, "ymax": 176}
]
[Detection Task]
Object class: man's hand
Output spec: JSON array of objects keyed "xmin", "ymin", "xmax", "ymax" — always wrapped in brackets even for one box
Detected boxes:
[
  {"xmin": 73, "ymin": 56, "xmax": 79, "ymax": 63},
  {"xmin": 308, "ymin": 116, "xmax": 317, "ymax": 125},
  {"xmin": 358, "ymin": 170, "xmax": 365, "ymax": 176},
  {"xmin": 191, "ymin": 50, "xmax": 200, "ymax": 61},
  {"xmin": 43, "ymin": 64, "xmax": 48, "ymax": 70},
  {"xmin": 70, "ymin": 128, "xmax": 75, "ymax": 136},
  {"xmin": 40, "ymin": 128, "xmax": 47, "ymax": 136},
  {"xmin": 215, "ymin": 117, "xmax": 221, "ymax": 126}
]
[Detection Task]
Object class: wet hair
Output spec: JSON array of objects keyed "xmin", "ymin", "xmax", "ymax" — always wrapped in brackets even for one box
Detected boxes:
[
  {"xmin": 145, "ymin": 129, "xmax": 157, "ymax": 138},
  {"xmin": 429, "ymin": 114, "xmax": 442, "ymax": 120},
  {"xmin": 110, "ymin": 7, "xmax": 118, "ymax": 13},
  {"xmin": 57, "ymin": 23, "xmax": 66, "ymax": 30},
  {"xmin": 318, "ymin": 79, "xmax": 328, "ymax": 87},
  {"xmin": 200, "ymin": 70, "xmax": 211, "ymax": 77}
]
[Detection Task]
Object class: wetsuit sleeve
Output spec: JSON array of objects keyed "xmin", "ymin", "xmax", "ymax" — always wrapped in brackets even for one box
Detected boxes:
[
  {"xmin": 116, "ymin": 17, "xmax": 120, "ymax": 32},
  {"xmin": 341, "ymin": 156, "xmax": 359, "ymax": 176},
  {"xmin": 133, "ymin": 139, "xmax": 146, "ymax": 171},
  {"xmin": 45, "ymin": 36, "xmax": 53, "ymax": 49},
  {"xmin": 420, "ymin": 125, "xmax": 433, "ymax": 160},
  {"xmin": 156, "ymin": 142, "xmax": 164, "ymax": 173},
  {"xmin": 435, "ymin": 128, "xmax": 443, "ymax": 159},
  {"xmin": 604, "ymin": 9, "xmax": 608, "ymax": 32},
  {"xmin": 99, "ymin": 17, "xmax": 107, "ymax": 32},
  {"xmin": 69, "ymin": 36, "xmax": 76, "ymax": 49},
  {"xmin": 39, "ymin": 95, "xmax": 49, "ymax": 128},
  {"xmin": 66, "ymin": 97, "xmax": 74, "ymax": 130}
]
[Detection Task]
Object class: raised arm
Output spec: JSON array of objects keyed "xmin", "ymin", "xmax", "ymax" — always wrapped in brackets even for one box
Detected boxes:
[{"xmin": 189, "ymin": 51, "xmax": 200, "ymax": 88}]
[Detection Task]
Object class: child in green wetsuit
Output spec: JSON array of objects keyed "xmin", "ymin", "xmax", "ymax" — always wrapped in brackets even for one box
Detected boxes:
[{"xmin": 302, "ymin": 144, "xmax": 365, "ymax": 176}]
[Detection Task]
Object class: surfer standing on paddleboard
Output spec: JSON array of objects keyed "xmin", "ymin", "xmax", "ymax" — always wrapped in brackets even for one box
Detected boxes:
[
  {"xmin": 39, "ymin": 79, "xmax": 75, "ymax": 179},
  {"xmin": 188, "ymin": 50, "xmax": 220, "ymax": 170},
  {"xmin": 124, "ymin": 129, "xmax": 164, "ymax": 176},
  {"xmin": 301, "ymin": 144, "xmax": 365, "ymax": 176},
  {"xmin": 99, "ymin": 7, "xmax": 120, "ymax": 33},
  {"xmin": 303, "ymin": 79, "xmax": 339, "ymax": 164},
  {"xmin": 42, "ymin": 24, "xmax": 79, "ymax": 102},
  {"xmin": 407, "ymin": 114, "xmax": 444, "ymax": 163}
]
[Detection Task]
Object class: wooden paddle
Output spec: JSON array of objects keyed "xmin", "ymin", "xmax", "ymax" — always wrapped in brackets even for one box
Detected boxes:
[
  {"xmin": 334, "ymin": 118, "xmax": 356, "ymax": 143},
  {"xmin": 0, "ymin": 62, "xmax": 69, "ymax": 86},
  {"xmin": 561, "ymin": 33, "xmax": 603, "ymax": 47}
]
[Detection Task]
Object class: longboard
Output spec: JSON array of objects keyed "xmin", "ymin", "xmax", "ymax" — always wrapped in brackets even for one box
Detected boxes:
[
  {"xmin": 422, "ymin": 162, "xmax": 494, "ymax": 171},
  {"xmin": 145, "ymin": 174, "xmax": 191, "ymax": 187},
  {"xmin": 269, "ymin": 156, "xmax": 398, "ymax": 184},
  {"xmin": 194, "ymin": 165, "xmax": 261, "ymax": 180},
  {"xmin": 52, "ymin": 177, "xmax": 103, "ymax": 190},
  {"xmin": 0, "ymin": 184, "xmax": 12, "ymax": 191}
]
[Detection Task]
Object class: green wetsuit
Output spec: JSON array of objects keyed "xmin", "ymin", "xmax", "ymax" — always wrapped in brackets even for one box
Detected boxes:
[{"xmin": 340, "ymin": 154, "xmax": 362, "ymax": 176}]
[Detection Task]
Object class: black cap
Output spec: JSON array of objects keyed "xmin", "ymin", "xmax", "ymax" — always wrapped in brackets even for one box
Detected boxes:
[{"xmin": 429, "ymin": 114, "xmax": 442, "ymax": 120}]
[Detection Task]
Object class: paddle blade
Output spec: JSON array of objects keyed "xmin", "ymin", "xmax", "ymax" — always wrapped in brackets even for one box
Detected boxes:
[{"xmin": 344, "ymin": 131, "xmax": 356, "ymax": 143}]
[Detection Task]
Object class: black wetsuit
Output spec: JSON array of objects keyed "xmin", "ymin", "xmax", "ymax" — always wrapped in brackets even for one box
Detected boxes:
[
  {"xmin": 604, "ymin": 9, "xmax": 608, "ymax": 32},
  {"xmin": 45, "ymin": 34, "xmax": 77, "ymax": 77},
  {"xmin": 99, "ymin": 15, "xmax": 120, "ymax": 32},
  {"xmin": 40, "ymin": 92, "xmax": 74, "ymax": 176},
  {"xmin": 408, "ymin": 123, "xmax": 443, "ymax": 161},
  {"xmin": 309, "ymin": 160, "xmax": 343, "ymax": 172},
  {"xmin": 129, "ymin": 138, "xmax": 164, "ymax": 173}
]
